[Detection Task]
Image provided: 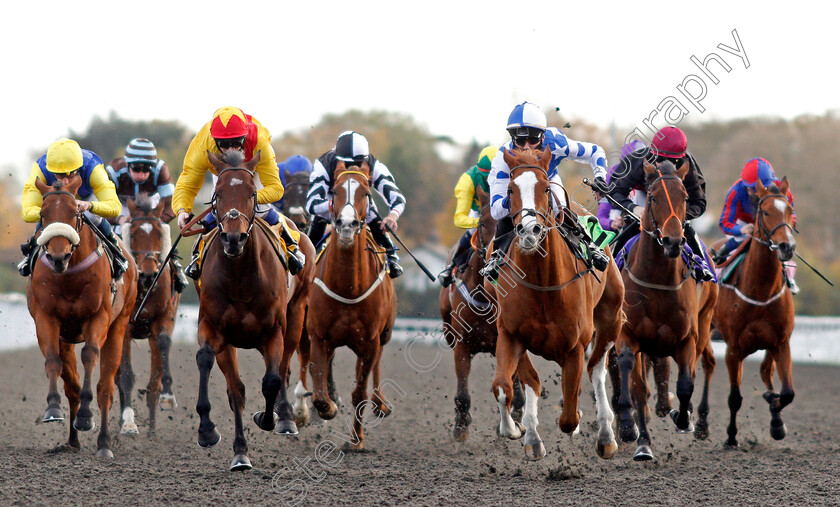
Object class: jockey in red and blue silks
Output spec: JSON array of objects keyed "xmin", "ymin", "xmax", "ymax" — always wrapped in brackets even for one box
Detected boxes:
[{"xmin": 714, "ymin": 157, "xmax": 796, "ymax": 261}]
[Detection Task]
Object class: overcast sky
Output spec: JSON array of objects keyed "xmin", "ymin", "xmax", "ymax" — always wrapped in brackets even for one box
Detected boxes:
[{"xmin": 4, "ymin": 0, "xmax": 836, "ymax": 176}]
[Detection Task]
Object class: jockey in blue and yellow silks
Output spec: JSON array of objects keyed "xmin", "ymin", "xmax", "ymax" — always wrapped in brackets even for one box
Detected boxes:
[
  {"xmin": 438, "ymin": 145, "xmax": 497, "ymax": 287},
  {"xmin": 18, "ymin": 138, "xmax": 128, "ymax": 278}
]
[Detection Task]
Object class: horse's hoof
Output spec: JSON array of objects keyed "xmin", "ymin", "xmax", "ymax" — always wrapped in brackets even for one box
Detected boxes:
[
  {"xmin": 618, "ymin": 422, "xmax": 639, "ymax": 443},
  {"xmin": 253, "ymin": 411, "xmax": 278, "ymax": 431},
  {"xmin": 73, "ymin": 417, "xmax": 95, "ymax": 432},
  {"xmin": 120, "ymin": 421, "xmax": 139, "ymax": 435},
  {"xmin": 43, "ymin": 407, "xmax": 64, "ymax": 423},
  {"xmin": 274, "ymin": 419, "xmax": 299, "ymax": 436},
  {"xmin": 670, "ymin": 409, "xmax": 695, "ymax": 434},
  {"xmin": 597, "ymin": 440, "xmax": 618, "ymax": 459},
  {"xmin": 95, "ymin": 448, "xmax": 114, "ymax": 459},
  {"xmin": 372, "ymin": 404, "xmax": 392, "ymax": 419},
  {"xmin": 198, "ymin": 428, "xmax": 221, "ymax": 448},
  {"xmin": 724, "ymin": 440, "xmax": 739, "ymax": 450},
  {"xmin": 230, "ymin": 454, "xmax": 252, "ymax": 471},
  {"xmin": 633, "ymin": 445, "xmax": 654, "ymax": 461},
  {"xmin": 770, "ymin": 422, "xmax": 787, "ymax": 440},
  {"xmin": 453, "ymin": 425, "xmax": 469, "ymax": 442},
  {"xmin": 159, "ymin": 394, "xmax": 177, "ymax": 411},
  {"xmin": 524, "ymin": 441, "xmax": 546, "ymax": 461},
  {"xmin": 313, "ymin": 399, "xmax": 338, "ymax": 421},
  {"xmin": 508, "ymin": 421, "xmax": 525, "ymax": 440},
  {"xmin": 695, "ymin": 422, "xmax": 709, "ymax": 441},
  {"xmin": 293, "ymin": 404, "xmax": 310, "ymax": 428}
]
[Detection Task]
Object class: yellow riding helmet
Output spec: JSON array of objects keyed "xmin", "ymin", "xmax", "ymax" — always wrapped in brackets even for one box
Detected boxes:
[
  {"xmin": 476, "ymin": 145, "xmax": 498, "ymax": 170},
  {"xmin": 46, "ymin": 138, "xmax": 83, "ymax": 173}
]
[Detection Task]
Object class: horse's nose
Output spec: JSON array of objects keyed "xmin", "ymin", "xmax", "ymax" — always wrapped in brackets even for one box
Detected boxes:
[
  {"xmin": 532, "ymin": 224, "xmax": 543, "ymax": 237},
  {"xmin": 138, "ymin": 272, "xmax": 154, "ymax": 291},
  {"xmin": 661, "ymin": 237, "xmax": 683, "ymax": 258},
  {"xmin": 46, "ymin": 252, "xmax": 72, "ymax": 265},
  {"xmin": 515, "ymin": 223, "xmax": 525, "ymax": 235},
  {"xmin": 777, "ymin": 241, "xmax": 795, "ymax": 261}
]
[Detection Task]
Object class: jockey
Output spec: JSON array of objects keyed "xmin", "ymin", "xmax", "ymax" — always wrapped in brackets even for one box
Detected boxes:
[
  {"xmin": 18, "ymin": 138, "xmax": 129, "ymax": 278},
  {"xmin": 305, "ymin": 130, "xmax": 406, "ymax": 278},
  {"xmin": 438, "ymin": 145, "xmax": 497, "ymax": 287},
  {"xmin": 596, "ymin": 139, "xmax": 646, "ymax": 232},
  {"xmin": 106, "ymin": 138, "xmax": 188, "ymax": 292},
  {"xmin": 607, "ymin": 126, "xmax": 715, "ymax": 282},
  {"xmin": 173, "ymin": 106, "xmax": 306, "ymax": 278},
  {"xmin": 713, "ymin": 157, "xmax": 798, "ymax": 292},
  {"xmin": 480, "ymin": 101, "xmax": 610, "ymax": 281},
  {"xmin": 272, "ymin": 154, "xmax": 312, "ymax": 213}
]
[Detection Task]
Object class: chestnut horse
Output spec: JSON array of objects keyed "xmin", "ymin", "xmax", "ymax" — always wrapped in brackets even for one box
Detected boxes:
[
  {"xmin": 307, "ymin": 162, "xmax": 397, "ymax": 450},
  {"xmin": 27, "ymin": 177, "xmax": 138, "ymax": 457},
  {"xmin": 193, "ymin": 151, "xmax": 304, "ymax": 471},
  {"xmin": 614, "ymin": 159, "xmax": 718, "ymax": 461},
  {"xmin": 487, "ymin": 146, "xmax": 625, "ymax": 461},
  {"xmin": 439, "ymin": 186, "xmax": 524, "ymax": 441},
  {"xmin": 116, "ymin": 194, "xmax": 181, "ymax": 435},
  {"xmin": 713, "ymin": 178, "xmax": 796, "ymax": 448}
]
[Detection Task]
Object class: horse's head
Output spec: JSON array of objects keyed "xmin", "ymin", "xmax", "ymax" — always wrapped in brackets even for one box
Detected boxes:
[
  {"xmin": 755, "ymin": 177, "xmax": 796, "ymax": 261},
  {"xmin": 34, "ymin": 177, "xmax": 83, "ymax": 273},
  {"xmin": 642, "ymin": 158, "xmax": 689, "ymax": 258},
  {"xmin": 209, "ymin": 150, "xmax": 260, "ymax": 257},
  {"xmin": 475, "ymin": 185, "xmax": 495, "ymax": 258},
  {"xmin": 503, "ymin": 146, "xmax": 553, "ymax": 253},
  {"xmin": 330, "ymin": 161, "xmax": 371, "ymax": 247},
  {"xmin": 126, "ymin": 193, "xmax": 167, "ymax": 292},
  {"xmin": 284, "ymin": 170, "xmax": 311, "ymax": 230}
]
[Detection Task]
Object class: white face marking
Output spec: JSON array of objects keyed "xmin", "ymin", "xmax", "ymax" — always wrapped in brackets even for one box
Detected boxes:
[
  {"xmin": 139, "ymin": 223, "xmax": 153, "ymax": 235},
  {"xmin": 338, "ymin": 178, "xmax": 361, "ymax": 224},
  {"xmin": 514, "ymin": 172, "xmax": 538, "ymax": 230},
  {"xmin": 773, "ymin": 199, "xmax": 795, "ymax": 242},
  {"xmin": 229, "ymin": 177, "xmax": 244, "ymax": 186}
]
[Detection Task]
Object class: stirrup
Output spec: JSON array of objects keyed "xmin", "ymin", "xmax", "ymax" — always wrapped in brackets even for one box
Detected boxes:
[
  {"xmin": 287, "ymin": 249, "xmax": 305, "ymax": 276},
  {"xmin": 588, "ymin": 246, "xmax": 609, "ymax": 271},
  {"xmin": 17, "ymin": 257, "xmax": 30, "ymax": 277},
  {"xmin": 479, "ymin": 254, "xmax": 501, "ymax": 281},
  {"xmin": 438, "ymin": 266, "xmax": 454, "ymax": 287},
  {"xmin": 186, "ymin": 255, "xmax": 201, "ymax": 280},
  {"xmin": 387, "ymin": 257, "xmax": 403, "ymax": 279},
  {"xmin": 788, "ymin": 278, "xmax": 800, "ymax": 295}
]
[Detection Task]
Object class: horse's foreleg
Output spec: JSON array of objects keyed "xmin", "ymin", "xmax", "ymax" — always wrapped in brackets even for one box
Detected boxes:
[
  {"xmin": 95, "ymin": 322, "xmax": 127, "ymax": 458},
  {"xmin": 670, "ymin": 339, "xmax": 697, "ymax": 434},
  {"xmin": 759, "ymin": 351, "xmax": 776, "ymax": 393},
  {"xmin": 76, "ymin": 313, "xmax": 109, "ymax": 434},
  {"xmin": 589, "ymin": 345, "xmax": 618, "ymax": 459},
  {"xmin": 630, "ymin": 353, "xmax": 655, "ymax": 461},
  {"xmin": 695, "ymin": 343, "xmax": 716, "ymax": 441},
  {"xmin": 58, "ymin": 343, "xmax": 81, "ymax": 450},
  {"xmin": 492, "ymin": 330, "xmax": 524, "ymax": 440},
  {"xmin": 157, "ymin": 328, "xmax": 177, "ymax": 411},
  {"xmin": 765, "ymin": 344, "xmax": 795, "ymax": 441},
  {"xmin": 273, "ymin": 327, "xmax": 300, "ymax": 436},
  {"xmin": 371, "ymin": 340, "xmax": 392, "ymax": 419},
  {"xmin": 452, "ymin": 342, "xmax": 473, "ymax": 442},
  {"xmin": 146, "ymin": 333, "xmax": 165, "ymax": 432},
  {"xmin": 652, "ymin": 356, "xmax": 672, "ymax": 418},
  {"xmin": 216, "ymin": 346, "xmax": 251, "ymax": 471},
  {"xmin": 725, "ymin": 348, "xmax": 744, "ymax": 448},
  {"xmin": 310, "ymin": 335, "xmax": 338, "ymax": 420},
  {"xmin": 117, "ymin": 333, "xmax": 138, "ymax": 435},
  {"xmin": 558, "ymin": 344, "xmax": 584, "ymax": 435},
  {"xmin": 293, "ymin": 317, "xmax": 311, "ymax": 427},
  {"xmin": 37, "ymin": 325, "xmax": 65, "ymax": 425},
  {"xmin": 195, "ymin": 330, "xmax": 221, "ymax": 448},
  {"xmin": 349, "ymin": 343, "xmax": 378, "ymax": 451},
  {"xmin": 517, "ymin": 352, "xmax": 544, "ymax": 460},
  {"xmin": 616, "ymin": 344, "xmax": 639, "ymax": 443}
]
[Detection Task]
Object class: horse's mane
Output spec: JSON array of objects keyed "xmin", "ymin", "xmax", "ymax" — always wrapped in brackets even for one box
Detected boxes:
[
  {"xmin": 134, "ymin": 193, "xmax": 155, "ymax": 213},
  {"xmin": 765, "ymin": 183, "xmax": 781, "ymax": 194},
  {"xmin": 53, "ymin": 180, "xmax": 64, "ymax": 190},
  {"xmin": 645, "ymin": 160, "xmax": 677, "ymax": 186},
  {"xmin": 222, "ymin": 150, "xmax": 245, "ymax": 168}
]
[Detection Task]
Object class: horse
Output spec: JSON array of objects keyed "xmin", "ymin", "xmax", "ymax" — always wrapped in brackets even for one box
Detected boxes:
[
  {"xmin": 26, "ymin": 177, "xmax": 138, "ymax": 457},
  {"xmin": 306, "ymin": 161, "xmax": 397, "ymax": 450},
  {"xmin": 486, "ymin": 146, "xmax": 625, "ymax": 461},
  {"xmin": 193, "ymin": 150, "xmax": 304, "ymax": 471},
  {"xmin": 613, "ymin": 158, "xmax": 718, "ymax": 461},
  {"xmin": 115, "ymin": 194, "xmax": 181, "ymax": 435},
  {"xmin": 713, "ymin": 177, "xmax": 796, "ymax": 448},
  {"xmin": 439, "ymin": 186, "xmax": 524, "ymax": 441},
  {"xmin": 283, "ymin": 170, "xmax": 311, "ymax": 231}
]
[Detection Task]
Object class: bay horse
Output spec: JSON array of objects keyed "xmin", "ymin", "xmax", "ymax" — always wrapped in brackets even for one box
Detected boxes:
[
  {"xmin": 116, "ymin": 194, "xmax": 181, "ymax": 435},
  {"xmin": 713, "ymin": 177, "xmax": 796, "ymax": 448},
  {"xmin": 307, "ymin": 161, "xmax": 397, "ymax": 450},
  {"xmin": 487, "ymin": 146, "xmax": 625, "ymax": 461},
  {"xmin": 283, "ymin": 170, "xmax": 311, "ymax": 231},
  {"xmin": 439, "ymin": 186, "xmax": 524, "ymax": 441},
  {"xmin": 26, "ymin": 177, "xmax": 138, "ymax": 457},
  {"xmin": 193, "ymin": 150, "xmax": 302, "ymax": 471},
  {"xmin": 614, "ymin": 159, "xmax": 718, "ymax": 461}
]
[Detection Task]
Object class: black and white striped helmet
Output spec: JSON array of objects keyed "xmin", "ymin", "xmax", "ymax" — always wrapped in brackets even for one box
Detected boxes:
[{"xmin": 335, "ymin": 131, "xmax": 369, "ymax": 164}]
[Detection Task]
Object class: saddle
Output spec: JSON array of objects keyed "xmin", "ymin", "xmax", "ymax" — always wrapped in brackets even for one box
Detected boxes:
[
  {"xmin": 715, "ymin": 240, "xmax": 751, "ymax": 269},
  {"xmin": 193, "ymin": 217, "xmax": 294, "ymax": 279},
  {"xmin": 313, "ymin": 226, "xmax": 386, "ymax": 267}
]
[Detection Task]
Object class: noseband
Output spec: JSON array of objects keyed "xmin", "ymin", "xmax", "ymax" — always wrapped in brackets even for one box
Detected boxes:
[
  {"xmin": 211, "ymin": 167, "xmax": 258, "ymax": 239},
  {"xmin": 331, "ymin": 171, "xmax": 370, "ymax": 237},
  {"xmin": 508, "ymin": 164, "xmax": 555, "ymax": 239},
  {"xmin": 643, "ymin": 171, "xmax": 684, "ymax": 246},
  {"xmin": 754, "ymin": 193, "xmax": 796, "ymax": 250},
  {"xmin": 39, "ymin": 189, "xmax": 83, "ymax": 252}
]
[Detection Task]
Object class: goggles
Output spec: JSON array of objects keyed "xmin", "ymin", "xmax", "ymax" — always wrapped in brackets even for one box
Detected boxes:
[
  {"xmin": 128, "ymin": 163, "xmax": 153, "ymax": 174},
  {"xmin": 215, "ymin": 136, "xmax": 246, "ymax": 150}
]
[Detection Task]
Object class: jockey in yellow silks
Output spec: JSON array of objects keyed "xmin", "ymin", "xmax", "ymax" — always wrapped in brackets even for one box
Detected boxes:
[{"xmin": 173, "ymin": 107, "xmax": 305, "ymax": 277}]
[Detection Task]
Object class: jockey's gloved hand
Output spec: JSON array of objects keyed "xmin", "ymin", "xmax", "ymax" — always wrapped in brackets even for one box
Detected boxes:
[
  {"xmin": 592, "ymin": 176, "xmax": 609, "ymax": 196},
  {"xmin": 177, "ymin": 211, "xmax": 191, "ymax": 229}
]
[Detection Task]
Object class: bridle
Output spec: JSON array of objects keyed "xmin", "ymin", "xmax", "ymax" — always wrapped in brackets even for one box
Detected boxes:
[
  {"xmin": 40, "ymin": 189, "xmax": 83, "ymax": 253},
  {"xmin": 753, "ymin": 192, "xmax": 796, "ymax": 251},
  {"xmin": 211, "ymin": 167, "xmax": 258, "ymax": 239},
  {"xmin": 642, "ymin": 171, "xmax": 684, "ymax": 246},
  {"xmin": 129, "ymin": 215, "xmax": 164, "ymax": 270},
  {"xmin": 507, "ymin": 164, "xmax": 555, "ymax": 242},
  {"xmin": 330, "ymin": 170, "xmax": 370, "ymax": 238}
]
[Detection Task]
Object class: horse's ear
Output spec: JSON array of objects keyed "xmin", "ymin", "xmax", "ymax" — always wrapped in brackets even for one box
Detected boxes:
[
  {"xmin": 675, "ymin": 158, "xmax": 690, "ymax": 180},
  {"xmin": 476, "ymin": 184, "xmax": 489, "ymax": 205},
  {"xmin": 756, "ymin": 178, "xmax": 766, "ymax": 195},
  {"xmin": 153, "ymin": 197, "xmax": 166, "ymax": 217},
  {"xmin": 502, "ymin": 147, "xmax": 516, "ymax": 168},
  {"xmin": 643, "ymin": 157, "xmax": 656, "ymax": 176},
  {"xmin": 34, "ymin": 177, "xmax": 49, "ymax": 195},
  {"xmin": 284, "ymin": 169, "xmax": 292, "ymax": 181},
  {"xmin": 245, "ymin": 150, "xmax": 261, "ymax": 172},
  {"xmin": 540, "ymin": 144, "xmax": 551, "ymax": 165},
  {"xmin": 779, "ymin": 176, "xmax": 789, "ymax": 195},
  {"xmin": 208, "ymin": 150, "xmax": 224, "ymax": 171},
  {"xmin": 127, "ymin": 198, "xmax": 138, "ymax": 216},
  {"xmin": 65, "ymin": 175, "xmax": 82, "ymax": 196}
]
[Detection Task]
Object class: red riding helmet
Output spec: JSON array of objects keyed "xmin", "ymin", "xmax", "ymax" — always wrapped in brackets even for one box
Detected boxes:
[
  {"xmin": 210, "ymin": 107, "xmax": 249, "ymax": 139},
  {"xmin": 650, "ymin": 126, "xmax": 687, "ymax": 159}
]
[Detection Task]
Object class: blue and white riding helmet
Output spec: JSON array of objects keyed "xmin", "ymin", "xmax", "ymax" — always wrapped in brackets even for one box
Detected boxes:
[{"xmin": 506, "ymin": 102, "xmax": 547, "ymax": 139}]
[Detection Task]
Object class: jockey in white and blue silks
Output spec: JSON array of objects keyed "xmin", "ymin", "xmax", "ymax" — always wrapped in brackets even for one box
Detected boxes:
[{"xmin": 481, "ymin": 101, "xmax": 610, "ymax": 281}]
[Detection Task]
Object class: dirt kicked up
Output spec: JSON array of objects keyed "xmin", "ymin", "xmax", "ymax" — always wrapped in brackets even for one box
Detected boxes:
[{"xmin": 0, "ymin": 342, "xmax": 838, "ymax": 505}]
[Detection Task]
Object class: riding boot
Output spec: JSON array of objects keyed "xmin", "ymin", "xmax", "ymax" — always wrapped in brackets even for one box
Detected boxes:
[
  {"xmin": 307, "ymin": 216, "xmax": 329, "ymax": 251},
  {"xmin": 279, "ymin": 222, "xmax": 306, "ymax": 276},
  {"xmin": 368, "ymin": 218, "xmax": 402, "ymax": 278},
  {"xmin": 171, "ymin": 258, "xmax": 189, "ymax": 293},
  {"xmin": 107, "ymin": 231, "xmax": 129, "ymax": 279},
  {"xmin": 186, "ymin": 239, "xmax": 201, "ymax": 280},
  {"xmin": 439, "ymin": 233, "xmax": 472, "ymax": 287},
  {"xmin": 684, "ymin": 223, "xmax": 714, "ymax": 282},
  {"xmin": 17, "ymin": 235, "xmax": 37, "ymax": 277},
  {"xmin": 479, "ymin": 217, "xmax": 514, "ymax": 282}
]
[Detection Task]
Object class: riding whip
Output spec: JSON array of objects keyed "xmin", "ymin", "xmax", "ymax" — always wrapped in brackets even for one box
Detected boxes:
[{"xmin": 370, "ymin": 209, "xmax": 436, "ymax": 282}]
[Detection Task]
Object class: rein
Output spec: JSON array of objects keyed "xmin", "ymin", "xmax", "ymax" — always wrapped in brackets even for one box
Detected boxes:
[
  {"xmin": 129, "ymin": 215, "xmax": 164, "ymax": 268},
  {"xmin": 642, "ymin": 172, "xmax": 683, "ymax": 244},
  {"xmin": 211, "ymin": 167, "xmax": 258, "ymax": 241}
]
